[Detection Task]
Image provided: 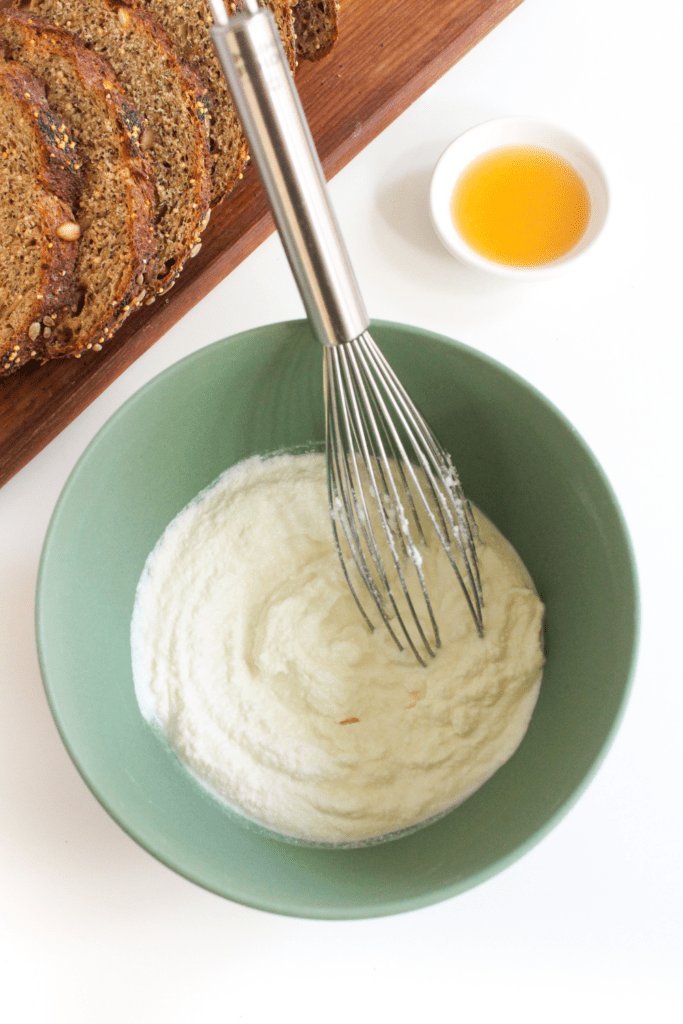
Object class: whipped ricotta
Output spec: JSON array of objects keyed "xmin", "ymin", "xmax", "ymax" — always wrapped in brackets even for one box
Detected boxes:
[{"xmin": 131, "ymin": 452, "xmax": 545, "ymax": 845}]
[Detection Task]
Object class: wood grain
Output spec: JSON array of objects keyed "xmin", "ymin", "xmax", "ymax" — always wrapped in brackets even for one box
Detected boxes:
[{"xmin": 0, "ymin": 0, "xmax": 524, "ymax": 488}]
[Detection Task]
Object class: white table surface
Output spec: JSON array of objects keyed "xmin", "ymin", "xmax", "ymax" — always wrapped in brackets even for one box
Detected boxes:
[{"xmin": 1, "ymin": 0, "xmax": 681, "ymax": 1019}]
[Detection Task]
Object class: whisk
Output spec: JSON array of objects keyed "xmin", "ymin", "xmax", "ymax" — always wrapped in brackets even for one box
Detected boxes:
[{"xmin": 209, "ymin": 0, "xmax": 483, "ymax": 664}]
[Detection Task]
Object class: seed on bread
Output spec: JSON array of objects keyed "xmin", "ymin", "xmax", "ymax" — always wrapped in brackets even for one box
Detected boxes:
[
  {"xmin": 56, "ymin": 220, "xmax": 81, "ymax": 241},
  {"xmin": 139, "ymin": 127, "xmax": 155, "ymax": 151}
]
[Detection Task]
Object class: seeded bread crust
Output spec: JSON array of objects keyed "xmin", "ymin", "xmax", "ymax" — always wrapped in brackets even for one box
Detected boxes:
[
  {"xmin": 0, "ymin": 57, "xmax": 81, "ymax": 374},
  {"xmin": 0, "ymin": 11, "xmax": 159, "ymax": 360},
  {"xmin": 13, "ymin": 0, "xmax": 212, "ymax": 294},
  {"xmin": 293, "ymin": 0, "xmax": 339, "ymax": 62}
]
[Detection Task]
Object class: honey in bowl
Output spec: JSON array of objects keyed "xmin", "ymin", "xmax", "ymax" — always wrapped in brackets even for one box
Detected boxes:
[{"xmin": 451, "ymin": 145, "xmax": 591, "ymax": 267}]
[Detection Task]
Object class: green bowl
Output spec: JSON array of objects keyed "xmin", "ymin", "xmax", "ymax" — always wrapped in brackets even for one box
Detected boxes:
[{"xmin": 36, "ymin": 320, "xmax": 638, "ymax": 919}]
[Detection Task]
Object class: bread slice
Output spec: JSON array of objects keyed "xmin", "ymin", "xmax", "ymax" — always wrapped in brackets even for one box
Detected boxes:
[
  {"xmin": 0, "ymin": 56, "xmax": 81, "ymax": 374},
  {"xmin": 12, "ymin": 0, "xmax": 212, "ymax": 294},
  {"xmin": 232, "ymin": 2, "xmax": 296, "ymax": 70},
  {"xmin": 132, "ymin": 1, "xmax": 298, "ymax": 206},
  {"xmin": 120, "ymin": 0, "xmax": 247, "ymax": 208},
  {"xmin": 293, "ymin": 0, "xmax": 339, "ymax": 62},
  {"xmin": 260, "ymin": 0, "xmax": 297, "ymax": 71},
  {"xmin": 0, "ymin": 11, "xmax": 159, "ymax": 361}
]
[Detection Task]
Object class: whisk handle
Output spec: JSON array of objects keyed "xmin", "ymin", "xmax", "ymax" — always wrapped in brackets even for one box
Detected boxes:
[{"xmin": 210, "ymin": 2, "xmax": 369, "ymax": 348}]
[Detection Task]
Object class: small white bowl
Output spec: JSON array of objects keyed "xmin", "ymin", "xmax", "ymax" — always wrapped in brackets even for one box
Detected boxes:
[{"xmin": 430, "ymin": 116, "xmax": 609, "ymax": 280}]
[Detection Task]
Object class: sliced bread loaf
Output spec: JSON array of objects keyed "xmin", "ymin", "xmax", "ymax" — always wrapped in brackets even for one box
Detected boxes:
[
  {"xmin": 0, "ymin": 11, "xmax": 158, "ymax": 360},
  {"xmin": 122, "ymin": 0, "xmax": 248, "ymax": 208},
  {"xmin": 12, "ymin": 0, "xmax": 212, "ymax": 293},
  {"xmin": 0, "ymin": 56, "xmax": 81, "ymax": 374},
  {"xmin": 293, "ymin": 0, "xmax": 339, "ymax": 62}
]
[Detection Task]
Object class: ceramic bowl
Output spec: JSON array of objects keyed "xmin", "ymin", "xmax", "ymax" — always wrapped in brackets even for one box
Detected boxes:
[
  {"xmin": 430, "ymin": 116, "xmax": 609, "ymax": 279},
  {"xmin": 36, "ymin": 320, "xmax": 637, "ymax": 918}
]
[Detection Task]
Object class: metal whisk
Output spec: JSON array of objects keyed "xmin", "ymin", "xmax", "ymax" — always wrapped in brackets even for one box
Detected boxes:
[{"xmin": 209, "ymin": 0, "xmax": 483, "ymax": 663}]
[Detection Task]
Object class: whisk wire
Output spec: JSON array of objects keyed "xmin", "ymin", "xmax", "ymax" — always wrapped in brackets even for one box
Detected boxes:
[
  {"xmin": 325, "ymin": 360, "xmax": 384, "ymax": 620},
  {"xmin": 353, "ymin": 350, "xmax": 429, "ymax": 551},
  {"xmin": 372, "ymin": 347, "xmax": 483, "ymax": 603},
  {"xmin": 356, "ymin": 333, "xmax": 485, "ymax": 635},
  {"xmin": 328, "ymin": 345, "xmax": 437, "ymax": 665},
  {"xmin": 329, "ymin": 351, "xmax": 392, "ymax": 599},
  {"xmin": 343, "ymin": 342, "xmax": 441, "ymax": 644},
  {"xmin": 325, "ymin": 349, "xmax": 408, "ymax": 654},
  {"xmin": 338, "ymin": 342, "xmax": 439, "ymax": 662},
  {"xmin": 360, "ymin": 343, "xmax": 455, "ymax": 548}
]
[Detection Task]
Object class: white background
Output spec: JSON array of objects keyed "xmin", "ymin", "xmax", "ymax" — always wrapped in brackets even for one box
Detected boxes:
[{"xmin": 1, "ymin": 0, "xmax": 681, "ymax": 1019}]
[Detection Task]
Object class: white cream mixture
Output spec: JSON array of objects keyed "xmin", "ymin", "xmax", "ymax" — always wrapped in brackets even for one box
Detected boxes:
[{"xmin": 131, "ymin": 452, "xmax": 545, "ymax": 845}]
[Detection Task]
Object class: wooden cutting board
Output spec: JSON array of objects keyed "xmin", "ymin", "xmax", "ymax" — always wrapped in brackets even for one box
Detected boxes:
[{"xmin": 0, "ymin": 0, "xmax": 523, "ymax": 488}]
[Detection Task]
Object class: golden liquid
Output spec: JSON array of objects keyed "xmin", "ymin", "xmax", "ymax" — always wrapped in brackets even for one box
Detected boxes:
[{"xmin": 451, "ymin": 145, "xmax": 591, "ymax": 267}]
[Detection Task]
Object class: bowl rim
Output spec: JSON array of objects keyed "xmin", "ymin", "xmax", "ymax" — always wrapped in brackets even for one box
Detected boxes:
[
  {"xmin": 429, "ymin": 115, "xmax": 610, "ymax": 280},
  {"xmin": 35, "ymin": 318, "xmax": 639, "ymax": 919}
]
